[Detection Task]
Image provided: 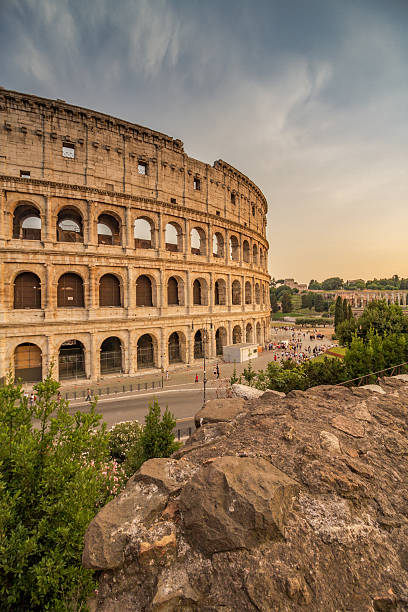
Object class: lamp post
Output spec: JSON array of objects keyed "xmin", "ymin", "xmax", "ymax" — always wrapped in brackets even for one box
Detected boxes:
[{"xmin": 192, "ymin": 320, "xmax": 212, "ymax": 405}]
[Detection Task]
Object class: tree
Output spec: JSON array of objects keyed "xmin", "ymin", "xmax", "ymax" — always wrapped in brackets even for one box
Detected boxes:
[
  {"xmin": 334, "ymin": 296, "xmax": 344, "ymax": 329},
  {"xmin": 321, "ymin": 277, "xmax": 344, "ymax": 290},
  {"xmin": 308, "ymin": 279, "xmax": 321, "ymax": 290},
  {"xmin": 270, "ymin": 290, "xmax": 279, "ymax": 312},
  {"xmin": 336, "ymin": 318, "xmax": 357, "ymax": 346},
  {"xmin": 276, "ymin": 285, "xmax": 293, "ymax": 300},
  {"xmin": 357, "ymin": 300, "xmax": 408, "ymax": 340},
  {"xmin": 281, "ymin": 291, "xmax": 292, "ymax": 313},
  {"xmin": 0, "ymin": 371, "xmax": 123, "ymax": 611},
  {"xmin": 342, "ymin": 298, "xmax": 349, "ymax": 321},
  {"xmin": 301, "ymin": 292, "xmax": 314, "ymax": 309},
  {"xmin": 314, "ymin": 293, "xmax": 325, "ymax": 312},
  {"xmin": 138, "ymin": 399, "xmax": 181, "ymax": 467}
]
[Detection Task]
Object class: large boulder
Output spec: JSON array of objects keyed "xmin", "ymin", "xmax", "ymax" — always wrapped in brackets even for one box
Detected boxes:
[
  {"xmin": 231, "ymin": 383, "xmax": 265, "ymax": 400},
  {"xmin": 194, "ymin": 397, "xmax": 246, "ymax": 427}
]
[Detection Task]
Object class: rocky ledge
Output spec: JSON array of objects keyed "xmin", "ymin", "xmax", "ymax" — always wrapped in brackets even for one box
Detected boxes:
[{"xmin": 83, "ymin": 376, "xmax": 408, "ymax": 611}]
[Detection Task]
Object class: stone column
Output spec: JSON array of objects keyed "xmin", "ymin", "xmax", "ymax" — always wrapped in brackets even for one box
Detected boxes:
[
  {"xmin": 227, "ymin": 319, "xmax": 233, "ymax": 345},
  {"xmin": 208, "ymin": 271, "xmax": 214, "ymax": 313},
  {"xmin": 0, "ymin": 190, "xmax": 4, "ymax": 245},
  {"xmin": 227, "ymin": 273, "xmax": 232, "ymax": 312},
  {"xmin": 128, "ymin": 330, "xmax": 136, "ymax": 375},
  {"xmin": 87, "ymin": 200, "xmax": 97, "ymax": 246},
  {"xmin": 224, "ymin": 229, "xmax": 229, "ymax": 265},
  {"xmin": 187, "ymin": 327, "xmax": 194, "ymax": 364},
  {"xmin": 207, "ymin": 222, "xmax": 212, "ymax": 262},
  {"xmin": 159, "ymin": 268, "xmax": 165, "ymax": 313},
  {"xmin": 127, "ymin": 266, "xmax": 136, "ymax": 311},
  {"xmin": 184, "ymin": 218, "xmax": 189, "ymax": 259},
  {"xmin": 160, "ymin": 327, "xmax": 168, "ymax": 370},
  {"xmin": 44, "ymin": 264, "xmax": 54, "ymax": 322},
  {"xmin": 44, "ymin": 196, "xmax": 53, "ymax": 244},
  {"xmin": 89, "ymin": 333, "xmax": 99, "ymax": 381},
  {"xmin": 209, "ymin": 326, "xmax": 216, "ymax": 359},
  {"xmin": 88, "ymin": 265, "xmax": 97, "ymax": 317},
  {"xmin": 124, "ymin": 205, "xmax": 132, "ymax": 251},
  {"xmin": 241, "ymin": 274, "xmax": 245, "ymax": 312},
  {"xmin": 156, "ymin": 211, "xmax": 163, "ymax": 252},
  {"xmin": 186, "ymin": 270, "xmax": 191, "ymax": 315}
]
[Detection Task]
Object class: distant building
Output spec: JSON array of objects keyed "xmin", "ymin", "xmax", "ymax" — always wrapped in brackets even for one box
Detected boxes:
[{"xmin": 283, "ymin": 279, "xmax": 308, "ymax": 291}]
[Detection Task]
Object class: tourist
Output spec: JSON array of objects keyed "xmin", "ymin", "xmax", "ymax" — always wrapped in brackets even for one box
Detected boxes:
[
  {"xmin": 195, "ymin": 374, "xmax": 199, "ymax": 383},
  {"xmin": 86, "ymin": 388, "xmax": 92, "ymax": 401}
]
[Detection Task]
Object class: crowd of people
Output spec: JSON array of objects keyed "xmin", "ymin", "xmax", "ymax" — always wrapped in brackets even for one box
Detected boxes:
[{"xmin": 264, "ymin": 327, "xmax": 337, "ymax": 365}]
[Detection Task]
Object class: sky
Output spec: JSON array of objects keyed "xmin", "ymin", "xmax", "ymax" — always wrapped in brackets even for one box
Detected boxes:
[{"xmin": 1, "ymin": 0, "xmax": 408, "ymax": 284}]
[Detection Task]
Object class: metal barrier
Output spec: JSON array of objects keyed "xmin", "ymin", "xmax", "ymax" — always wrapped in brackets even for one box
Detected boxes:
[
  {"xmin": 336, "ymin": 362, "xmax": 408, "ymax": 388},
  {"xmin": 65, "ymin": 377, "xmax": 164, "ymax": 401},
  {"xmin": 175, "ymin": 427, "xmax": 193, "ymax": 440}
]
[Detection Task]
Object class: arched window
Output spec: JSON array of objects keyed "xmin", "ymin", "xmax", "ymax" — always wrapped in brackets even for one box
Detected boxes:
[
  {"xmin": 99, "ymin": 274, "xmax": 121, "ymax": 307},
  {"xmin": 165, "ymin": 222, "xmax": 182, "ymax": 252},
  {"xmin": 14, "ymin": 272, "xmax": 41, "ymax": 309},
  {"xmin": 194, "ymin": 330, "xmax": 203, "ymax": 359},
  {"xmin": 57, "ymin": 207, "xmax": 83, "ymax": 243},
  {"xmin": 253, "ymin": 245, "xmax": 258, "ymax": 265},
  {"xmin": 57, "ymin": 273, "xmax": 84, "ymax": 307},
  {"xmin": 193, "ymin": 279, "xmax": 202, "ymax": 305},
  {"xmin": 243, "ymin": 240, "xmax": 250, "ymax": 263},
  {"xmin": 14, "ymin": 343, "xmax": 42, "ymax": 382},
  {"xmin": 100, "ymin": 337, "xmax": 122, "ymax": 374},
  {"xmin": 215, "ymin": 327, "xmax": 227, "ymax": 356},
  {"xmin": 168, "ymin": 332, "xmax": 182, "ymax": 364},
  {"xmin": 191, "ymin": 227, "xmax": 206, "ymax": 256},
  {"xmin": 134, "ymin": 217, "xmax": 153, "ymax": 249},
  {"xmin": 232, "ymin": 280, "xmax": 241, "ymax": 305},
  {"xmin": 13, "ymin": 204, "xmax": 41, "ymax": 240},
  {"xmin": 167, "ymin": 277, "xmax": 179, "ymax": 306},
  {"xmin": 245, "ymin": 281, "xmax": 252, "ymax": 305},
  {"xmin": 97, "ymin": 214, "xmax": 120, "ymax": 246},
  {"xmin": 230, "ymin": 235, "xmax": 239, "ymax": 261},
  {"xmin": 255, "ymin": 283, "xmax": 261, "ymax": 305},
  {"xmin": 246, "ymin": 323, "xmax": 253, "ymax": 343},
  {"xmin": 232, "ymin": 325, "xmax": 242, "ymax": 344},
  {"xmin": 213, "ymin": 233, "xmax": 224, "ymax": 258},
  {"xmin": 214, "ymin": 279, "xmax": 226, "ymax": 306},
  {"xmin": 59, "ymin": 340, "xmax": 86, "ymax": 379},
  {"xmin": 137, "ymin": 334, "xmax": 154, "ymax": 369},
  {"xmin": 136, "ymin": 275, "xmax": 153, "ymax": 307}
]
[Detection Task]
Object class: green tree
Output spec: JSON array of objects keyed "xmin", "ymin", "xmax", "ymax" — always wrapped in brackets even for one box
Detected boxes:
[
  {"xmin": 308, "ymin": 279, "xmax": 321, "ymax": 290},
  {"xmin": 281, "ymin": 291, "xmax": 292, "ymax": 313},
  {"xmin": 270, "ymin": 290, "xmax": 279, "ymax": 312},
  {"xmin": 321, "ymin": 277, "xmax": 344, "ymax": 290},
  {"xmin": 357, "ymin": 300, "xmax": 408, "ymax": 340},
  {"xmin": 314, "ymin": 293, "xmax": 325, "ymax": 312},
  {"xmin": 0, "ymin": 371, "xmax": 123, "ymax": 611},
  {"xmin": 336, "ymin": 318, "xmax": 357, "ymax": 346},
  {"xmin": 347, "ymin": 302, "xmax": 353, "ymax": 321},
  {"xmin": 342, "ymin": 298, "xmax": 349, "ymax": 321},
  {"xmin": 334, "ymin": 296, "xmax": 344, "ymax": 329},
  {"xmin": 276, "ymin": 285, "xmax": 293, "ymax": 300},
  {"xmin": 137, "ymin": 399, "xmax": 181, "ymax": 468}
]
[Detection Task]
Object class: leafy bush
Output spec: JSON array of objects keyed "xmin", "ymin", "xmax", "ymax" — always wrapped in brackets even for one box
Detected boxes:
[
  {"xmin": 109, "ymin": 420, "xmax": 142, "ymax": 463},
  {"xmin": 0, "ymin": 372, "xmax": 126, "ymax": 611}
]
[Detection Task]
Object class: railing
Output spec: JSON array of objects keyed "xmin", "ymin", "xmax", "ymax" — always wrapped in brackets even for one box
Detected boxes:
[
  {"xmin": 65, "ymin": 377, "xmax": 164, "ymax": 401},
  {"xmin": 336, "ymin": 362, "xmax": 408, "ymax": 387}
]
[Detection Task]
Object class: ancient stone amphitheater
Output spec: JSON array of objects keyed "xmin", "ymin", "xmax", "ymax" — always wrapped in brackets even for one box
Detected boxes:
[{"xmin": 0, "ymin": 88, "xmax": 270, "ymax": 384}]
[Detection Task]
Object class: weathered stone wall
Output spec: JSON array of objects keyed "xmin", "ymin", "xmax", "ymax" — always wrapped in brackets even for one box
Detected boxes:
[{"xmin": 0, "ymin": 88, "xmax": 270, "ymax": 382}]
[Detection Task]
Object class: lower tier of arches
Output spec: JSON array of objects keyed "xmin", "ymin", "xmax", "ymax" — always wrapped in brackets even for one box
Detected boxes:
[{"xmin": 1, "ymin": 317, "xmax": 271, "ymax": 384}]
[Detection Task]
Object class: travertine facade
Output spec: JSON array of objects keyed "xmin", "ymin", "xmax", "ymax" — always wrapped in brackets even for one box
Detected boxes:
[{"xmin": 0, "ymin": 88, "xmax": 270, "ymax": 383}]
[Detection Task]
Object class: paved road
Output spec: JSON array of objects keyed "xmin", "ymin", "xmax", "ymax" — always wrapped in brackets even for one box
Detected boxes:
[{"xmin": 71, "ymin": 385, "xmax": 218, "ymax": 429}]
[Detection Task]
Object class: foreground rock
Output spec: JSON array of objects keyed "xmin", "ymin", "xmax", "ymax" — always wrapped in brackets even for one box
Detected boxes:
[{"xmin": 84, "ymin": 377, "xmax": 408, "ymax": 611}]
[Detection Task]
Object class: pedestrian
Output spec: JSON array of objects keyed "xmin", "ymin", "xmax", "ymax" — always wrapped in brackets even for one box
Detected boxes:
[
  {"xmin": 57, "ymin": 391, "xmax": 61, "ymax": 402},
  {"xmin": 165, "ymin": 369, "xmax": 169, "ymax": 380},
  {"xmin": 213, "ymin": 365, "xmax": 217, "ymax": 377},
  {"xmin": 195, "ymin": 373, "xmax": 199, "ymax": 383},
  {"xmin": 216, "ymin": 363, "xmax": 220, "ymax": 378},
  {"xmin": 86, "ymin": 388, "xmax": 92, "ymax": 401},
  {"xmin": 29, "ymin": 392, "xmax": 35, "ymax": 407}
]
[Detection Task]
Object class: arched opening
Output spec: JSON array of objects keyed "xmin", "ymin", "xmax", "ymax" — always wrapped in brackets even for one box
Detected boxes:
[
  {"xmin": 134, "ymin": 217, "xmax": 153, "ymax": 249},
  {"xmin": 245, "ymin": 281, "xmax": 252, "ymax": 305},
  {"xmin": 168, "ymin": 332, "xmax": 182, "ymax": 364},
  {"xmin": 13, "ymin": 203, "xmax": 41, "ymax": 240},
  {"xmin": 14, "ymin": 272, "xmax": 41, "ymax": 309},
  {"xmin": 232, "ymin": 280, "xmax": 241, "ymax": 305},
  {"xmin": 230, "ymin": 235, "xmax": 239, "ymax": 261},
  {"xmin": 253, "ymin": 244, "xmax": 258, "ymax": 265},
  {"xmin": 100, "ymin": 337, "xmax": 122, "ymax": 374},
  {"xmin": 232, "ymin": 325, "xmax": 242, "ymax": 344},
  {"xmin": 14, "ymin": 343, "xmax": 42, "ymax": 382},
  {"xmin": 246, "ymin": 323, "xmax": 253, "ymax": 343},
  {"xmin": 165, "ymin": 222, "xmax": 182, "ymax": 252},
  {"xmin": 57, "ymin": 207, "xmax": 83, "ymax": 243},
  {"xmin": 214, "ymin": 279, "xmax": 226, "ymax": 306},
  {"xmin": 243, "ymin": 240, "xmax": 250, "ymax": 263},
  {"xmin": 255, "ymin": 283, "xmax": 261, "ymax": 305},
  {"xmin": 256, "ymin": 322, "xmax": 262, "ymax": 344},
  {"xmin": 191, "ymin": 227, "xmax": 206, "ymax": 256},
  {"xmin": 57, "ymin": 273, "xmax": 84, "ymax": 307},
  {"xmin": 167, "ymin": 277, "xmax": 179, "ymax": 306},
  {"xmin": 193, "ymin": 279, "xmax": 202, "ymax": 305},
  {"xmin": 136, "ymin": 275, "xmax": 153, "ymax": 307},
  {"xmin": 99, "ymin": 274, "xmax": 121, "ymax": 307},
  {"xmin": 213, "ymin": 232, "xmax": 224, "ymax": 258},
  {"xmin": 194, "ymin": 330, "xmax": 204, "ymax": 359},
  {"xmin": 260, "ymin": 249, "xmax": 264, "ymax": 268},
  {"xmin": 137, "ymin": 334, "xmax": 155, "ymax": 369},
  {"xmin": 97, "ymin": 214, "xmax": 121, "ymax": 246},
  {"xmin": 59, "ymin": 340, "xmax": 86, "ymax": 380},
  {"xmin": 215, "ymin": 327, "xmax": 227, "ymax": 356},
  {"xmin": 262, "ymin": 284, "xmax": 266, "ymax": 305}
]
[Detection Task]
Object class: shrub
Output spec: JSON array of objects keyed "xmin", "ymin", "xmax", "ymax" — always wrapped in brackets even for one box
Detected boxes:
[{"xmin": 109, "ymin": 420, "xmax": 142, "ymax": 463}]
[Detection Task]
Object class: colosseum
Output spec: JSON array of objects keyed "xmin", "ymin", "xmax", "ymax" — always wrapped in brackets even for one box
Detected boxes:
[{"xmin": 0, "ymin": 88, "xmax": 270, "ymax": 384}]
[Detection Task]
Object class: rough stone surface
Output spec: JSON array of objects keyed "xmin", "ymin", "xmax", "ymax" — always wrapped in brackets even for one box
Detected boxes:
[
  {"xmin": 194, "ymin": 397, "xmax": 246, "ymax": 427},
  {"xmin": 84, "ymin": 378, "xmax": 408, "ymax": 611},
  {"xmin": 231, "ymin": 383, "xmax": 265, "ymax": 400}
]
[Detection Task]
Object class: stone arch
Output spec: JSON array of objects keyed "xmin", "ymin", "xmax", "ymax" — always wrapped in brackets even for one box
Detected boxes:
[
  {"xmin": 14, "ymin": 342, "xmax": 42, "ymax": 382},
  {"xmin": 213, "ymin": 232, "xmax": 224, "ymax": 258},
  {"xmin": 246, "ymin": 323, "xmax": 253, "ymax": 343},
  {"xmin": 99, "ymin": 274, "xmax": 122, "ymax": 307},
  {"xmin": 58, "ymin": 340, "xmax": 86, "ymax": 380},
  {"xmin": 165, "ymin": 221, "xmax": 183, "ymax": 252},
  {"xmin": 194, "ymin": 329, "xmax": 204, "ymax": 359},
  {"xmin": 243, "ymin": 240, "xmax": 250, "ymax": 263},
  {"xmin": 57, "ymin": 273, "xmax": 85, "ymax": 307},
  {"xmin": 136, "ymin": 274, "xmax": 154, "ymax": 307},
  {"xmin": 100, "ymin": 336, "xmax": 123, "ymax": 374},
  {"xmin": 214, "ymin": 278, "xmax": 226, "ymax": 306},
  {"xmin": 14, "ymin": 272, "xmax": 41, "ymax": 309},
  {"xmin": 232, "ymin": 325, "xmax": 242, "ymax": 344},
  {"xmin": 256, "ymin": 322, "xmax": 262, "ymax": 344},
  {"xmin": 232, "ymin": 280, "xmax": 242, "ymax": 305},
  {"xmin": 57, "ymin": 206, "xmax": 84, "ymax": 243},
  {"xmin": 245, "ymin": 281, "xmax": 252, "ymax": 305},
  {"xmin": 215, "ymin": 327, "xmax": 227, "ymax": 356},
  {"xmin": 13, "ymin": 202, "xmax": 42, "ymax": 240},
  {"xmin": 97, "ymin": 213, "xmax": 121, "ymax": 246},
  {"xmin": 137, "ymin": 333, "xmax": 156, "ymax": 369},
  {"xmin": 134, "ymin": 216, "xmax": 154, "ymax": 249},
  {"xmin": 230, "ymin": 235, "xmax": 239, "ymax": 261},
  {"xmin": 167, "ymin": 276, "xmax": 179, "ymax": 306},
  {"xmin": 190, "ymin": 226, "xmax": 207, "ymax": 256},
  {"xmin": 255, "ymin": 282, "xmax": 261, "ymax": 305},
  {"xmin": 192, "ymin": 278, "xmax": 208, "ymax": 306},
  {"xmin": 168, "ymin": 331, "xmax": 186, "ymax": 364}
]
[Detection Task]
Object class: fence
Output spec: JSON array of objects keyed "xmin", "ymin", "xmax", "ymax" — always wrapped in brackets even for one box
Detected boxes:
[
  {"xmin": 336, "ymin": 362, "xmax": 408, "ymax": 388},
  {"xmin": 64, "ymin": 377, "xmax": 164, "ymax": 401}
]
